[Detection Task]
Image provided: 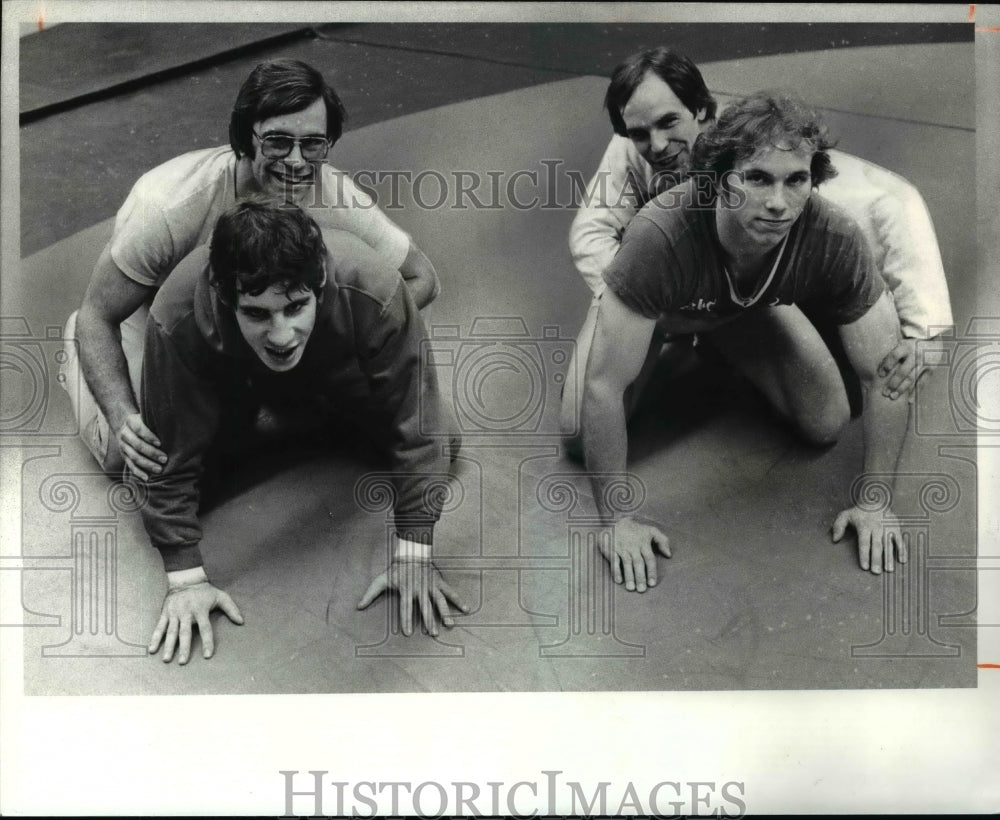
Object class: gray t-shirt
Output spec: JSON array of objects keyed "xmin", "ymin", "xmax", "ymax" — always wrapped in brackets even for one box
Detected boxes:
[{"xmin": 603, "ymin": 178, "xmax": 886, "ymax": 334}]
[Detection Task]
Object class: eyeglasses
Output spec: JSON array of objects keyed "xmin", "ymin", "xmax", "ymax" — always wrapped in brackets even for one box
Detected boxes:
[{"xmin": 252, "ymin": 131, "xmax": 331, "ymax": 161}]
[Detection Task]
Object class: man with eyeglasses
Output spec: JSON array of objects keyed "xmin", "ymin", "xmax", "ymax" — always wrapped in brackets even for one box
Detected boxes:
[{"xmin": 62, "ymin": 59, "xmax": 440, "ymax": 479}]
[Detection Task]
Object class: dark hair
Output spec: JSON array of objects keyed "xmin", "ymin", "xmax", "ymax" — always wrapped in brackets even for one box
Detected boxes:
[
  {"xmin": 209, "ymin": 199, "xmax": 327, "ymax": 306},
  {"xmin": 229, "ymin": 59, "xmax": 348, "ymax": 159},
  {"xmin": 606, "ymin": 47, "xmax": 717, "ymax": 137},
  {"xmin": 690, "ymin": 91, "xmax": 838, "ymax": 187}
]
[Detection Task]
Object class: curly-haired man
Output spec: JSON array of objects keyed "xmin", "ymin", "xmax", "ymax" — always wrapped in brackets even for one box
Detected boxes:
[{"xmin": 577, "ymin": 92, "xmax": 909, "ymax": 592}]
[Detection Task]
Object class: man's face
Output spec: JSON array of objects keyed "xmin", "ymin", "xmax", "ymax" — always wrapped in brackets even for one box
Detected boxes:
[
  {"xmin": 249, "ymin": 96, "xmax": 328, "ymax": 205},
  {"xmin": 719, "ymin": 143, "xmax": 814, "ymax": 251},
  {"xmin": 234, "ymin": 284, "xmax": 318, "ymax": 372},
  {"xmin": 621, "ymin": 71, "xmax": 707, "ymax": 175}
]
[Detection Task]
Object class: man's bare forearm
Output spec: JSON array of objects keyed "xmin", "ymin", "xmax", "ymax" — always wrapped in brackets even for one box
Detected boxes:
[
  {"xmin": 76, "ymin": 304, "xmax": 139, "ymax": 433},
  {"xmin": 840, "ymin": 292, "xmax": 911, "ymax": 498},
  {"xmin": 858, "ymin": 376, "xmax": 909, "ymax": 494},
  {"xmin": 582, "ymin": 382, "xmax": 631, "ymax": 522}
]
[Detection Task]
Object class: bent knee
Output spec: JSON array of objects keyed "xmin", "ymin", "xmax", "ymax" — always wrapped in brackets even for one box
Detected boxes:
[
  {"xmin": 79, "ymin": 411, "xmax": 127, "ymax": 475},
  {"xmin": 796, "ymin": 402, "xmax": 850, "ymax": 447}
]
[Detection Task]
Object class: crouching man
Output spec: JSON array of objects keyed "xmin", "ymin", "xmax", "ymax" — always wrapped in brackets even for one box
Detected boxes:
[
  {"xmin": 579, "ymin": 92, "xmax": 910, "ymax": 592},
  {"xmin": 137, "ymin": 199, "xmax": 465, "ymax": 664}
]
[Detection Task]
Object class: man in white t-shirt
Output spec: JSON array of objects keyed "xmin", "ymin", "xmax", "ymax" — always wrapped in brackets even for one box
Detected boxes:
[
  {"xmin": 561, "ymin": 47, "xmax": 953, "ymax": 439},
  {"xmin": 63, "ymin": 58, "xmax": 440, "ymax": 478}
]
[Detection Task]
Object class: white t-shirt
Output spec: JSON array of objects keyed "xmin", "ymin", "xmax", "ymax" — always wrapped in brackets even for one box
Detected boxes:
[{"xmin": 110, "ymin": 145, "xmax": 411, "ymax": 289}]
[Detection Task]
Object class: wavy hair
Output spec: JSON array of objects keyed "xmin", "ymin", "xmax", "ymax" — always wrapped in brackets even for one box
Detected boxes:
[
  {"xmin": 209, "ymin": 199, "xmax": 327, "ymax": 306},
  {"xmin": 690, "ymin": 91, "xmax": 838, "ymax": 187}
]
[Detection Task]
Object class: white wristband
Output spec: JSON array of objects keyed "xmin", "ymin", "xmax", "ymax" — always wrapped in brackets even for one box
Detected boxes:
[
  {"xmin": 393, "ymin": 538, "xmax": 431, "ymax": 562},
  {"xmin": 166, "ymin": 565, "xmax": 209, "ymax": 591}
]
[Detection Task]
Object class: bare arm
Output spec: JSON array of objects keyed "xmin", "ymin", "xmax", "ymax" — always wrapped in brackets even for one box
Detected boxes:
[
  {"xmin": 397, "ymin": 239, "xmax": 440, "ymax": 310},
  {"xmin": 581, "ymin": 289, "xmax": 671, "ymax": 591},
  {"xmin": 833, "ymin": 291, "xmax": 910, "ymax": 573},
  {"xmin": 840, "ymin": 291, "xmax": 909, "ymax": 478},
  {"xmin": 582, "ymin": 289, "xmax": 656, "ymax": 513},
  {"xmin": 76, "ymin": 245, "xmax": 165, "ymax": 475}
]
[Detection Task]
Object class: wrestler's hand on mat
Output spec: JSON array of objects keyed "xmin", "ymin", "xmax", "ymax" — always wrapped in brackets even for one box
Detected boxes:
[
  {"xmin": 118, "ymin": 412, "xmax": 167, "ymax": 479},
  {"xmin": 598, "ymin": 516, "xmax": 671, "ymax": 593},
  {"xmin": 148, "ymin": 568, "xmax": 244, "ymax": 664},
  {"xmin": 357, "ymin": 559, "xmax": 470, "ymax": 637},
  {"xmin": 831, "ymin": 506, "xmax": 907, "ymax": 575},
  {"xmin": 878, "ymin": 337, "xmax": 927, "ymax": 401}
]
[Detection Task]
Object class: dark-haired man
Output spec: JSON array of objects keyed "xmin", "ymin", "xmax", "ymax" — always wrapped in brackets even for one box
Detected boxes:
[
  {"xmin": 561, "ymin": 47, "xmax": 953, "ymax": 434},
  {"xmin": 62, "ymin": 59, "xmax": 439, "ymax": 479},
  {"xmin": 579, "ymin": 92, "xmax": 909, "ymax": 592},
  {"xmin": 140, "ymin": 200, "xmax": 464, "ymax": 665}
]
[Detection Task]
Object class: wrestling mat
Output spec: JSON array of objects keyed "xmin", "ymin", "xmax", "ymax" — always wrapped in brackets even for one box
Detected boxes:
[{"xmin": 7, "ymin": 42, "xmax": 979, "ymax": 694}]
